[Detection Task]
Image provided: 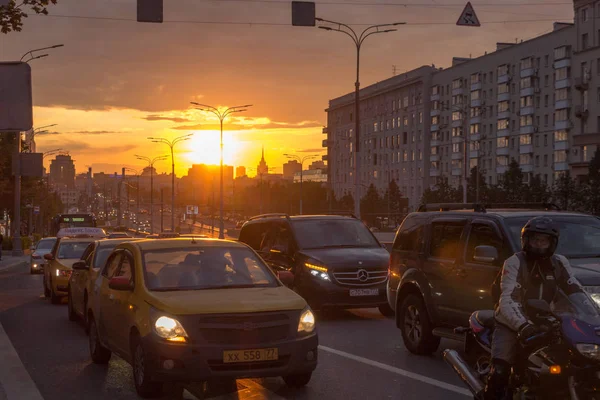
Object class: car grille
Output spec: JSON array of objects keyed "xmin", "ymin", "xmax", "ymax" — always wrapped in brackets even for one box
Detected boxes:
[
  {"xmin": 197, "ymin": 313, "xmax": 292, "ymax": 345},
  {"xmin": 332, "ymin": 268, "xmax": 388, "ymax": 286}
]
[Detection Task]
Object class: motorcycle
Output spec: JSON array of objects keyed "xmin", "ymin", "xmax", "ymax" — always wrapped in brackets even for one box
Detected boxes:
[{"xmin": 444, "ymin": 289, "xmax": 600, "ymax": 399}]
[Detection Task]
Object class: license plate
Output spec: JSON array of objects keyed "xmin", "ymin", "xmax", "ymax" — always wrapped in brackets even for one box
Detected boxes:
[
  {"xmin": 350, "ymin": 288, "xmax": 379, "ymax": 297},
  {"xmin": 223, "ymin": 348, "xmax": 278, "ymax": 363}
]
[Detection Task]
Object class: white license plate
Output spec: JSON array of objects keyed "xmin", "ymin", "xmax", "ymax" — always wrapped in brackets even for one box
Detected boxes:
[{"xmin": 349, "ymin": 288, "xmax": 379, "ymax": 297}]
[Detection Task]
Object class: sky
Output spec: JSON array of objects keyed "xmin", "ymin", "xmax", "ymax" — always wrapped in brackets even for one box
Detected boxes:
[{"xmin": 2, "ymin": 0, "xmax": 574, "ymax": 177}]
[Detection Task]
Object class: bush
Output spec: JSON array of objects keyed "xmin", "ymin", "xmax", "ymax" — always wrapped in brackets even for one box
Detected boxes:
[{"xmin": 1, "ymin": 236, "xmax": 34, "ymax": 251}]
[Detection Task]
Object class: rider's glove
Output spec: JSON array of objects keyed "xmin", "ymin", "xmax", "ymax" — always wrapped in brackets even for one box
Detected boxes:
[{"xmin": 518, "ymin": 323, "xmax": 546, "ymax": 344}]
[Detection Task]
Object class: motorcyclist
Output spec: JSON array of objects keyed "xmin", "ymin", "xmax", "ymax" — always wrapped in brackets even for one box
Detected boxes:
[{"xmin": 484, "ymin": 216, "xmax": 585, "ymax": 399}]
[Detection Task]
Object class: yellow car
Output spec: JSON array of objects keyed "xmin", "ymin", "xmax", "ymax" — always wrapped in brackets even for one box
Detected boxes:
[
  {"xmin": 88, "ymin": 238, "xmax": 318, "ymax": 398},
  {"xmin": 44, "ymin": 237, "xmax": 97, "ymax": 304}
]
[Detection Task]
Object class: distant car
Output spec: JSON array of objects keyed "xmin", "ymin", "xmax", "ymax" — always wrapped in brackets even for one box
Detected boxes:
[
  {"xmin": 30, "ymin": 237, "xmax": 57, "ymax": 274},
  {"xmin": 88, "ymin": 238, "xmax": 317, "ymax": 398},
  {"xmin": 108, "ymin": 232, "xmax": 131, "ymax": 239}
]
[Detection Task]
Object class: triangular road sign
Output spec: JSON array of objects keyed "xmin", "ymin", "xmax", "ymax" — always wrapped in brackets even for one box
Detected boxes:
[{"xmin": 457, "ymin": 2, "xmax": 480, "ymax": 27}]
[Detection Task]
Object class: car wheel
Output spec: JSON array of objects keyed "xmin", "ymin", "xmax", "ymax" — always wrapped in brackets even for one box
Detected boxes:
[
  {"xmin": 378, "ymin": 303, "xmax": 395, "ymax": 318},
  {"xmin": 67, "ymin": 287, "xmax": 77, "ymax": 321},
  {"xmin": 131, "ymin": 336, "xmax": 163, "ymax": 398},
  {"xmin": 283, "ymin": 372, "xmax": 312, "ymax": 388},
  {"xmin": 89, "ymin": 317, "xmax": 111, "ymax": 364},
  {"xmin": 399, "ymin": 294, "xmax": 440, "ymax": 355}
]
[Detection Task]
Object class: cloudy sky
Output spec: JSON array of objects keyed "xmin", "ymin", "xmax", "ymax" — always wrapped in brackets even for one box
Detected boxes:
[{"xmin": 3, "ymin": 0, "xmax": 573, "ymax": 177}]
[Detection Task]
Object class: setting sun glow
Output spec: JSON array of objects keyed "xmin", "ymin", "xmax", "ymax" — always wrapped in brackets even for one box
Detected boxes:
[{"xmin": 184, "ymin": 131, "xmax": 243, "ymax": 167}]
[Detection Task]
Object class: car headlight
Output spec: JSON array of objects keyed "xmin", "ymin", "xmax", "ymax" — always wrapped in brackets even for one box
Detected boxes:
[
  {"xmin": 153, "ymin": 316, "xmax": 188, "ymax": 342},
  {"xmin": 576, "ymin": 343, "xmax": 600, "ymax": 361},
  {"xmin": 584, "ymin": 287, "xmax": 600, "ymax": 307},
  {"xmin": 305, "ymin": 260, "xmax": 330, "ymax": 281},
  {"xmin": 298, "ymin": 308, "xmax": 315, "ymax": 334}
]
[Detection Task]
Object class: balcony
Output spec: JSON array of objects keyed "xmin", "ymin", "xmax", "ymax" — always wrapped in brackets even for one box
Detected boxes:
[
  {"xmin": 430, "ymin": 154, "xmax": 440, "ymax": 162},
  {"xmin": 555, "ymin": 78, "xmax": 570, "ymax": 90},
  {"xmin": 322, "ymin": 155, "xmax": 328, "ymax": 161},
  {"xmin": 322, "ymin": 127, "xmax": 329, "ymax": 134},
  {"xmin": 431, "ymin": 93, "xmax": 440, "ymax": 102},
  {"xmin": 496, "ymin": 147, "xmax": 510, "ymax": 156},
  {"xmin": 497, "ymin": 92, "xmax": 511, "ymax": 102},
  {"xmin": 451, "ymin": 152, "xmax": 463, "ymax": 160},
  {"xmin": 452, "ymin": 87, "xmax": 465, "ymax": 96},
  {"xmin": 574, "ymin": 77, "xmax": 589, "ymax": 91},
  {"xmin": 555, "ymin": 120, "xmax": 572, "ymax": 130},
  {"xmin": 471, "ymin": 82, "xmax": 482, "ymax": 91},
  {"xmin": 451, "ymin": 119, "xmax": 463, "ymax": 128},
  {"xmin": 497, "ymin": 129, "xmax": 510, "ymax": 137},
  {"xmin": 470, "ymin": 116, "xmax": 482, "ymax": 124},
  {"xmin": 497, "ymin": 111, "xmax": 511, "ymax": 119},
  {"xmin": 554, "ymin": 59, "xmax": 571, "ymax": 69},
  {"xmin": 451, "ymin": 168, "xmax": 463, "ymax": 176},
  {"xmin": 430, "ymin": 109, "xmax": 441, "ymax": 117},
  {"xmin": 470, "ymin": 149, "xmax": 479, "ymax": 159},
  {"xmin": 452, "ymin": 136, "xmax": 464, "ymax": 144},
  {"xmin": 520, "ymin": 106, "xmax": 535, "ymax": 116},
  {"xmin": 555, "ymin": 99, "xmax": 571, "ymax": 109},
  {"xmin": 575, "ymin": 105, "xmax": 589, "ymax": 120},
  {"xmin": 430, "ymin": 139, "xmax": 441, "ymax": 147},
  {"xmin": 521, "ymin": 164, "xmax": 534, "ymax": 172},
  {"xmin": 470, "ymin": 133, "xmax": 481, "ymax": 141},
  {"xmin": 554, "ymin": 140, "xmax": 569, "ymax": 150},
  {"xmin": 520, "ymin": 68, "xmax": 536, "ymax": 78},
  {"xmin": 520, "ymin": 144, "xmax": 533, "ymax": 154},
  {"xmin": 322, "ymin": 139, "xmax": 328, "ymax": 147},
  {"xmin": 471, "ymin": 99, "xmax": 483, "ymax": 108},
  {"xmin": 520, "ymin": 87, "xmax": 535, "ymax": 97},
  {"xmin": 431, "ymin": 124, "xmax": 439, "ymax": 132},
  {"xmin": 520, "ymin": 126, "xmax": 536, "ymax": 135},
  {"xmin": 430, "ymin": 168, "xmax": 441, "ymax": 177},
  {"xmin": 496, "ymin": 165, "xmax": 508, "ymax": 174},
  {"xmin": 497, "ymin": 74, "xmax": 510, "ymax": 84},
  {"xmin": 554, "ymin": 162, "xmax": 569, "ymax": 171}
]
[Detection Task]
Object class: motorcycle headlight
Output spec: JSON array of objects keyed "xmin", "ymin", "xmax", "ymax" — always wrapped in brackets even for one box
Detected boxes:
[
  {"xmin": 153, "ymin": 316, "xmax": 188, "ymax": 342},
  {"xmin": 305, "ymin": 260, "xmax": 330, "ymax": 281},
  {"xmin": 298, "ymin": 308, "xmax": 316, "ymax": 334},
  {"xmin": 576, "ymin": 343, "xmax": 600, "ymax": 361},
  {"xmin": 584, "ymin": 286, "xmax": 600, "ymax": 307}
]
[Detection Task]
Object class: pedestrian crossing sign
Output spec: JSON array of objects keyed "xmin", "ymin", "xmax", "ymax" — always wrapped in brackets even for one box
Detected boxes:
[{"xmin": 457, "ymin": 2, "xmax": 480, "ymax": 27}]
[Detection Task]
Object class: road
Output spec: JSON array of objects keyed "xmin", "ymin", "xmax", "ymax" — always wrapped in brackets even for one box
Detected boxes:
[{"xmin": 0, "ymin": 262, "xmax": 470, "ymax": 400}]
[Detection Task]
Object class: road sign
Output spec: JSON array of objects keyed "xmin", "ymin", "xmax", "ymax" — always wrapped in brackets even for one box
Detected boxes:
[
  {"xmin": 0, "ymin": 62, "xmax": 33, "ymax": 132},
  {"xmin": 33, "ymin": 206, "xmax": 40, "ymax": 215},
  {"xmin": 186, "ymin": 205, "xmax": 198, "ymax": 215},
  {"xmin": 137, "ymin": 0, "xmax": 163, "ymax": 23},
  {"xmin": 292, "ymin": 1, "xmax": 316, "ymax": 27},
  {"xmin": 457, "ymin": 2, "xmax": 480, "ymax": 27}
]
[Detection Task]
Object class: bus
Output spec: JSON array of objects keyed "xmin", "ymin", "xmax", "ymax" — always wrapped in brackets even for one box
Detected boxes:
[{"xmin": 51, "ymin": 214, "xmax": 97, "ymax": 236}]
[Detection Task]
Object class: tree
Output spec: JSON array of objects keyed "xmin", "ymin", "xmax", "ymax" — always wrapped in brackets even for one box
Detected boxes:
[
  {"xmin": 526, "ymin": 174, "xmax": 551, "ymax": 203},
  {"xmin": 466, "ymin": 166, "xmax": 487, "ymax": 203},
  {"xmin": 360, "ymin": 184, "xmax": 381, "ymax": 227},
  {"xmin": 1, "ymin": 0, "xmax": 58, "ymax": 34},
  {"xmin": 552, "ymin": 171, "xmax": 585, "ymax": 211},
  {"xmin": 420, "ymin": 177, "xmax": 461, "ymax": 204},
  {"xmin": 587, "ymin": 149, "xmax": 600, "ymax": 215},
  {"xmin": 336, "ymin": 192, "xmax": 354, "ymax": 212},
  {"xmin": 498, "ymin": 159, "xmax": 524, "ymax": 202}
]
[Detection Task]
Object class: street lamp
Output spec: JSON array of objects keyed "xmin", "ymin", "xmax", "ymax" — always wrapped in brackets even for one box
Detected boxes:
[
  {"xmin": 135, "ymin": 154, "xmax": 168, "ymax": 234},
  {"xmin": 190, "ymin": 102, "xmax": 253, "ymax": 239},
  {"xmin": 284, "ymin": 154, "xmax": 317, "ymax": 215},
  {"xmin": 147, "ymin": 135, "xmax": 193, "ymax": 233},
  {"xmin": 42, "ymin": 148, "xmax": 61, "ymax": 159},
  {"xmin": 316, "ymin": 18, "xmax": 405, "ymax": 219},
  {"xmin": 125, "ymin": 167, "xmax": 142, "ymax": 231},
  {"xmin": 20, "ymin": 44, "xmax": 64, "ymax": 62},
  {"xmin": 25, "ymin": 124, "xmax": 58, "ymax": 153}
]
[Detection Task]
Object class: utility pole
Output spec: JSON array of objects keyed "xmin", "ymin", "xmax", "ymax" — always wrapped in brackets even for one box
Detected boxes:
[
  {"xmin": 12, "ymin": 132, "xmax": 23, "ymax": 256},
  {"xmin": 103, "ymin": 181, "xmax": 108, "ymax": 226},
  {"xmin": 160, "ymin": 188, "xmax": 164, "ymax": 232}
]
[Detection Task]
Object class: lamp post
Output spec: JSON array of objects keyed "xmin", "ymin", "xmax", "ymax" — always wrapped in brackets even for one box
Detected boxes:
[
  {"xmin": 125, "ymin": 167, "xmax": 142, "ymax": 231},
  {"xmin": 20, "ymin": 44, "xmax": 64, "ymax": 62},
  {"xmin": 316, "ymin": 19, "xmax": 405, "ymax": 219},
  {"xmin": 284, "ymin": 154, "xmax": 317, "ymax": 215},
  {"xmin": 135, "ymin": 155, "xmax": 167, "ymax": 234},
  {"xmin": 147, "ymin": 135, "xmax": 193, "ymax": 232},
  {"xmin": 191, "ymin": 102, "xmax": 252, "ymax": 239}
]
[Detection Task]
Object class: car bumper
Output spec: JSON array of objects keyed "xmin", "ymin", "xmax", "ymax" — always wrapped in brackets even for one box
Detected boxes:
[
  {"xmin": 30, "ymin": 261, "xmax": 44, "ymax": 272},
  {"xmin": 142, "ymin": 333, "xmax": 318, "ymax": 382},
  {"xmin": 297, "ymin": 274, "xmax": 388, "ymax": 309},
  {"xmin": 52, "ymin": 275, "xmax": 70, "ymax": 294}
]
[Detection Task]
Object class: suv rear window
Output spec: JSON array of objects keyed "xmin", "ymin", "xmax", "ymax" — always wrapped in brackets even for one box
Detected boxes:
[
  {"xmin": 429, "ymin": 221, "xmax": 465, "ymax": 260},
  {"xmin": 291, "ymin": 219, "xmax": 380, "ymax": 249}
]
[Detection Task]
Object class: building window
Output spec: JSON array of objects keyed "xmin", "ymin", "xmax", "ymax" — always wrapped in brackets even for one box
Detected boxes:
[
  {"xmin": 471, "ymin": 73, "xmax": 480, "ymax": 84},
  {"xmin": 471, "ymin": 90, "xmax": 480, "ymax": 100},
  {"xmin": 519, "ymin": 134, "xmax": 532, "ymax": 145},
  {"xmin": 582, "ymin": 7, "xmax": 589, "ymax": 22},
  {"xmin": 583, "ymin": 145, "xmax": 589, "ymax": 161},
  {"xmin": 555, "ymin": 67, "xmax": 569, "ymax": 81},
  {"xmin": 497, "ymin": 137, "xmax": 509, "ymax": 148},
  {"xmin": 373, "ymin": 122, "xmax": 378, "ymax": 132},
  {"xmin": 519, "ymin": 154, "xmax": 532, "ymax": 165},
  {"xmin": 544, "ymin": 75, "xmax": 549, "ymax": 87},
  {"xmin": 520, "ymin": 96, "xmax": 534, "ymax": 108},
  {"xmin": 544, "ymin": 55, "xmax": 549, "ymax": 67},
  {"xmin": 556, "ymin": 87, "xmax": 568, "ymax": 101},
  {"xmin": 403, "ymin": 116, "xmax": 409, "ymax": 126},
  {"xmin": 452, "ymin": 111, "xmax": 462, "ymax": 121},
  {"xmin": 470, "ymin": 123, "xmax": 480, "ymax": 134},
  {"xmin": 497, "ymin": 156, "xmax": 509, "ymax": 166},
  {"xmin": 498, "ymin": 101, "xmax": 509, "ymax": 112},
  {"xmin": 452, "ymin": 127, "xmax": 463, "ymax": 137},
  {"xmin": 452, "ymin": 78, "xmax": 462, "ymax": 89},
  {"xmin": 403, "ymin": 150, "xmax": 408, "ymax": 162},
  {"xmin": 544, "ymin": 154, "xmax": 548, "ymax": 166},
  {"xmin": 403, "ymin": 132, "xmax": 408, "ymax": 144},
  {"xmin": 535, "ymin": 155, "xmax": 540, "ymax": 167},
  {"xmin": 497, "ymin": 64, "xmax": 508, "ymax": 76},
  {"xmin": 520, "ymin": 77, "xmax": 532, "ymax": 89},
  {"xmin": 452, "ymin": 143, "xmax": 461, "ymax": 153},
  {"xmin": 554, "ymin": 46, "xmax": 569, "ymax": 60},
  {"xmin": 555, "ymin": 109, "xmax": 568, "ymax": 121},
  {"xmin": 419, "ymin": 112, "xmax": 423, "ymax": 124},
  {"xmin": 498, "ymin": 83, "xmax": 509, "ymax": 94},
  {"xmin": 521, "ymin": 57, "xmax": 532, "ymax": 70},
  {"xmin": 419, "ymin": 150, "xmax": 423, "ymax": 160},
  {"xmin": 497, "ymin": 119, "xmax": 509, "ymax": 130},
  {"xmin": 554, "ymin": 129, "xmax": 568, "ymax": 142},
  {"xmin": 554, "ymin": 150, "xmax": 568, "ymax": 163},
  {"xmin": 432, "ymin": 85, "xmax": 439, "ymax": 95},
  {"xmin": 411, "ymin": 150, "xmax": 415, "ymax": 161},
  {"xmin": 544, "ymin": 95, "xmax": 549, "ymax": 107},
  {"xmin": 544, "ymin": 115, "xmax": 549, "ymax": 126},
  {"xmin": 583, "ymin": 33, "xmax": 590, "ymax": 50}
]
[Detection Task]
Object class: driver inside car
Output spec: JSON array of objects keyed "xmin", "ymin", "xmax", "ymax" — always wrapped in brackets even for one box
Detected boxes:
[{"xmin": 485, "ymin": 216, "xmax": 585, "ymax": 400}]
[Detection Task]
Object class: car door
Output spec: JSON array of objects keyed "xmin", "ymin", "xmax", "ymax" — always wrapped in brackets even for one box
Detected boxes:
[
  {"xmin": 456, "ymin": 220, "xmax": 506, "ymax": 317},
  {"xmin": 108, "ymin": 251, "xmax": 136, "ymax": 355},
  {"xmin": 98, "ymin": 251, "xmax": 123, "ymax": 347},
  {"xmin": 261, "ymin": 222, "xmax": 295, "ymax": 273},
  {"xmin": 71, "ymin": 243, "xmax": 95, "ymax": 315},
  {"xmin": 422, "ymin": 218, "xmax": 468, "ymax": 325}
]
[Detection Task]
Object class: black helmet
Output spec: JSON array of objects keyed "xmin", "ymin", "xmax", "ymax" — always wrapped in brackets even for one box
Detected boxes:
[{"xmin": 521, "ymin": 217, "xmax": 559, "ymax": 259}]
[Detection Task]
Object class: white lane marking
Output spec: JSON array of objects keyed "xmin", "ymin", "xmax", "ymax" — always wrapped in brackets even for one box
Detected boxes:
[
  {"xmin": 319, "ymin": 345, "xmax": 471, "ymax": 397},
  {"xmin": 0, "ymin": 322, "xmax": 44, "ymax": 400}
]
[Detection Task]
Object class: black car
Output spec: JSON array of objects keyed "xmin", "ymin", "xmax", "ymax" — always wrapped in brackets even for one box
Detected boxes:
[
  {"xmin": 387, "ymin": 203, "xmax": 600, "ymax": 355},
  {"xmin": 238, "ymin": 213, "xmax": 393, "ymax": 315}
]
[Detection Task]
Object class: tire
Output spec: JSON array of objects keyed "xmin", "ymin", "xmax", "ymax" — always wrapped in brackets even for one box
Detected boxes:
[
  {"xmin": 131, "ymin": 336, "xmax": 163, "ymax": 398},
  {"xmin": 89, "ymin": 317, "xmax": 111, "ymax": 364},
  {"xmin": 378, "ymin": 303, "xmax": 395, "ymax": 317},
  {"xmin": 283, "ymin": 372, "xmax": 312, "ymax": 388},
  {"xmin": 398, "ymin": 294, "xmax": 440, "ymax": 355},
  {"xmin": 67, "ymin": 287, "xmax": 77, "ymax": 321}
]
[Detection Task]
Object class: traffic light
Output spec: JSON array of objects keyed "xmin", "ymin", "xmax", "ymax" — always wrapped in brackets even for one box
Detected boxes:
[
  {"xmin": 292, "ymin": 1, "xmax": 315, "ymax": 27},
  {"xmin": 137, "ymin": 0, "xmax": 163, "ymax": 23}
]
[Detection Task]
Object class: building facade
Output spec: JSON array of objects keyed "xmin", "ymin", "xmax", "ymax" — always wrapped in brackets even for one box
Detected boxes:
[
  {"xmin": 294, "ymin": 168, "xmax": 327, "ymax": 183},
  {"xmin": 236, "ymin": 166, "xmax": 247, "ymax": 178},
  {"xmin": 49, "ymin": 154, "xmax": 76, "ymax": 189},
  {"xmin": 283, "ymin": 160, "xmax": 302, "ymax": 179}
]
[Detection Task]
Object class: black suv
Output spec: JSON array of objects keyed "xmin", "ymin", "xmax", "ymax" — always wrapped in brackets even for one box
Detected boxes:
[
  {"xmin": 238, "ymin": 213, "xmax": 393, "ymax": 315},
  {"xmin": 387, "ymin": 203, "xmax": 600, "ymax": 355}
]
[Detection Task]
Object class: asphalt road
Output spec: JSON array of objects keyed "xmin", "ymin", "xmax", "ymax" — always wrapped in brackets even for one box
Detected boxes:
[{"xmin": 0, "ymin": 263, "xmax": 471, "ymax": 400}]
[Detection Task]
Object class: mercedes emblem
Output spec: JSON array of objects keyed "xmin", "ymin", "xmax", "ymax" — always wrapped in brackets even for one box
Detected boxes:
[{"xmin": 357, "ymin": 269, "xmax": 369, "ymax": 282}]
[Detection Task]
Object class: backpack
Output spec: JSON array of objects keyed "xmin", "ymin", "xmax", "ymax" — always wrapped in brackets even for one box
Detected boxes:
[{"xmin": 491, "ymin": 251, "xmax": 527, "ymax": 306}]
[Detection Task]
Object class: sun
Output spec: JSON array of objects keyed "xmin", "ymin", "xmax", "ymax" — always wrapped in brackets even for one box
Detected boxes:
[{"xmin": 184, "ymin": 131, "xmax": 243, "ymax": 166}]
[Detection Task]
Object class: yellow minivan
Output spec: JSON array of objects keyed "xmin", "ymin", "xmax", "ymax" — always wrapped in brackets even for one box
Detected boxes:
[{"xmin": 88, "ymin": 238, "xmax": 318, "ymax": 398}]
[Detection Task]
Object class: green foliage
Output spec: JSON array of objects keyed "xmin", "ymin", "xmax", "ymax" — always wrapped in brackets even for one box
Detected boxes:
[
  {"xmin": 421, "ymin": 177, "xmax": 461, "ymax": 204},
  {"xmin": 1, "ymin": 0, "xmax": 58, "ymax": 34},
  {"xmin": 498, "ymin": 159, "xmax": 524, "ymax": 202},
  {"xmin": 360, "ymin": 184, "xmax": 381, "ymax": 226}
]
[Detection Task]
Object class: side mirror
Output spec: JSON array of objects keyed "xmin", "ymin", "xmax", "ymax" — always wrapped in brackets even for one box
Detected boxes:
[
  {"xmin": 72, "ymin": 261, "xmax": 89, "ymax": 271},
  {"xmin": 473, "ymin": 245, "xmax": 499, "ymax": 263},
  {"xmin": 277, "ymin": 271, "xmax": 294, "ymax": 288},
  {"xmin": 44, "ymin": 253, "xmax": 54, "ymax": 261},
  {"xmin": 527, "ymin": 299, "xmax": 551, "ymax": 314},
  {"xmin": 109, "ymin": 276, "xmax": 133, "ymax": 291}
]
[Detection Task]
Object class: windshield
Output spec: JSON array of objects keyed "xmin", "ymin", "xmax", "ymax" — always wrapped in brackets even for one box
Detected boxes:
[
  {"xmin": 506, "ymin": 216, "xmax": 600, "ymax": 258},
  {"xmin": 57, "ymin": 242, "xmax": 92, "ymax": 260},
  {"xmin": 291, "ymin": 219, "xmax": 380, "ymax": 249},
  {"xmin": 142, "ymin": 247, "xmax": 278, "ymax": 291},
  {"xmin": 552, "ymin": 290, "xmax": 600, "ymax": 326},
  {"xmin": 36, "ymin": 239, "xmax": 56, "ymax": 251}
]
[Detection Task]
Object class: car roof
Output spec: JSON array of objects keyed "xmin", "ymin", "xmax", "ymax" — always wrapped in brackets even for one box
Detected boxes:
[
  {"xmin": 39, "ymin": 237, "xmax": 57, "ymax": 241},
  {"xmin": 246, "ymin": 214, "xmax": 357, "ymax": 224},
  {"xmin": 97, "ymin": 238, "xmax": 142, "ymax": 248},
  {"xmin": 412, "ymin": 209, "xmax": 592, "ymax": 219},
  {"xmin": 127, "ymin": 238, "xmax": 247, "ymax": 250},
  {"xmin": 59, "ymin": 237, "xmax": 97, "ymax": 243}
]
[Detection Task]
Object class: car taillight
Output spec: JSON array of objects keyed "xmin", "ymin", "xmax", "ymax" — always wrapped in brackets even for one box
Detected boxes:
[{"xmin": 56, "ymin": 270, "xmax": 72, "ymax": 278}]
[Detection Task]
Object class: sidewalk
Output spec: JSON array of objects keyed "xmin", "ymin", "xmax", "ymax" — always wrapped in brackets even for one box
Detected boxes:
[{"xmin": 0, "ymin": 256, "xmax": 29, "ymax": 272}]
